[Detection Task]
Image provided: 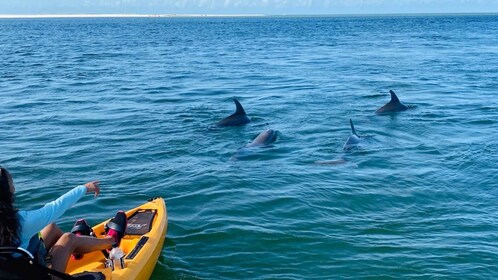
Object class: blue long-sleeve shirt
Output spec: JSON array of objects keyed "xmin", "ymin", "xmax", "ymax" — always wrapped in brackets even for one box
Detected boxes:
[{"xmin": 18, "ymin": 185, "xmax": 87, "ymax": 249}]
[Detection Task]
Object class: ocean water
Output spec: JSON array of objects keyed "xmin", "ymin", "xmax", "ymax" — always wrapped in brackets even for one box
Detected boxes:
[{"xmin": 1, "ymin": 14, "xmax": 498, "ymax": 279}]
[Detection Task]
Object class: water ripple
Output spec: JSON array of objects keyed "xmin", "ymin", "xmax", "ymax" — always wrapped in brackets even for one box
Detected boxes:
[{"xmin": 1, "ymin": 15, "xmax": 498, "ymax": 280}]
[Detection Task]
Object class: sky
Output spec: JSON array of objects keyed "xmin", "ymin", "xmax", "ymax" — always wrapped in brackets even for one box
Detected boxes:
[{"xmin": 1, "ymin": 0, "xmax": 498, "ymax": 15}]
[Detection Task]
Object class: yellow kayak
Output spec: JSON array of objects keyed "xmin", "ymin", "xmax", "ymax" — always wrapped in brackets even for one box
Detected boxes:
[{"xmin": 66, "ymin": 197, "xmax": 168, "ymax": 280}]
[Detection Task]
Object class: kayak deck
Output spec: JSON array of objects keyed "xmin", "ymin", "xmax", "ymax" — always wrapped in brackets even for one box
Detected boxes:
[{"xmin": 66, "ymin": 198, "xmax": 167, "ymax": 280}]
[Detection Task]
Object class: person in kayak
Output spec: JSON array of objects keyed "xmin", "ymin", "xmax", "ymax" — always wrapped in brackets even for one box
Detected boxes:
[{"xmin": 0, "ymin": 166, "xmax": 126, "ymax": 276}]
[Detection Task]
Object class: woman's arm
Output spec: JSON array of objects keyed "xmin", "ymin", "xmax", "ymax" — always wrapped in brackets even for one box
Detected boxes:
[{"xmin": 18, "ymin": 181, "xmax": 100, "ymax": 248}]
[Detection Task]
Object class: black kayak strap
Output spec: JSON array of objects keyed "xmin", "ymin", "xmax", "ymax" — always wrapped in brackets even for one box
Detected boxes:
[
  {"xmin": 106, "ymin": 220, "xmax": 125, "ymax": 234},
  {"xmin": 37, "ymin": 264, "xmax": 75, "ymax": 280},
  {"xmin": 40, "ymin": 265, "xmax": 105, "ymax": 280}
]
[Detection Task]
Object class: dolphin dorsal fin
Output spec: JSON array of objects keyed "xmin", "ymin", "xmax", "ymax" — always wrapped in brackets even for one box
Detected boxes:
[
  {"xmin": 349, "ymin": 119, "xmax": 358, "ymax": 136},
  {"xmin": 233, "ymin": 99, "xmax": 246, "ymax": 115},
  {"xmin": 389, "ymin": 90, "xmax": 401, "ymax": 103}
]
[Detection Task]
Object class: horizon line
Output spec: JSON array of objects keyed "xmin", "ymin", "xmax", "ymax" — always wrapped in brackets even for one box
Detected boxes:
[
  {"xmin": 0, "ymin": 14, "xmax": 265, "ymax": 19},
  {"xmin": 0, "ymin": 12, "xmax": 497, "ymax": 19}
]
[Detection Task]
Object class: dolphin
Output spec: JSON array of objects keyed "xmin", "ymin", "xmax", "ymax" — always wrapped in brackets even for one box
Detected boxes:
[
  {"xmin": 231, "ymin": 129, "xmax": 278, "ymax": 160},
  {"xmin": 343, "ymin": 119, "xmax": 361, "ymax": 151},
  {"xmin": 375, "ymin": 90, "xmax": 408, "ymax": 114},
  {"xmin": 245, "ymin": 129, "xmax": 277, "ymax": 148},
  {"xmin": 315, "ymin": 119, "xmax": 365, "ymax": 165},
  {"xmin": 216, "ymin": 99, "xmax": 251, "ymax": 127}
]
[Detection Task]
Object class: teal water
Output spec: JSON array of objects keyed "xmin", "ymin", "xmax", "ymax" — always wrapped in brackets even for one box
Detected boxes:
[{"xmin": 1, "ymin": 15, "xmax": 498, "ymax": 279}]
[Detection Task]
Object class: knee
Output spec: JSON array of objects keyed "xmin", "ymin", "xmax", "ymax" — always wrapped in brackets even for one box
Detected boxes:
[
  {"xmin": 58, "ymin": 232, "xmax": 76, "ymax": 246},
  {"xmin": 45, "ymin": 223, "xmax": 57, "ymax": 230}
]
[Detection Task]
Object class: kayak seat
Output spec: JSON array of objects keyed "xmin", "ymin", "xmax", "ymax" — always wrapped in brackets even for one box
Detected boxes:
[
  {"xmin": 0, "ymin": 247, "xmax": 105, "ymax": 280},
  {"xmin": 0, "ymin": 247, "xmax": 50, "ymax": 280}
]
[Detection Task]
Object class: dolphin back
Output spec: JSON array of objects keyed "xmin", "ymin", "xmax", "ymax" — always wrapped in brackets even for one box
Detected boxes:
[
  {"xmin": 246, "ymin": 129, "xmax": 277, "ymax": 147},
  {"xmin": 344, "ymin": 120, "xmax": 361, "ymax": 151},
  {"xmin": 217, "ymin": 99, "xmax": 251, "ymax": 127},
  {"xmin": 375, "ymin": 90, "xmax": 408, "ymax": 114}
]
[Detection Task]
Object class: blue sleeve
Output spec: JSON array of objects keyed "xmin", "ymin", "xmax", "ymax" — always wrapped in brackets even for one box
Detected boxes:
[{"xmin": 18, "ymin": 185, "xmax": 87, "ymax": 249}]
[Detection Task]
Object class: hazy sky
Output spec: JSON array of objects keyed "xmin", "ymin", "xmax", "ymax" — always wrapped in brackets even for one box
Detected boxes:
[{"xmin": 1, "ymin": 0, "xmax": 498, "ymax": 15}]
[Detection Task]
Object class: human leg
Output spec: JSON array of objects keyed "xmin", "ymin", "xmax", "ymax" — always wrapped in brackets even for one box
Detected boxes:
[
  {"xmin": 48, "ymin": 233, "xmax": 114, "ymax": 274},
  {"xmin": 42, "ymin": 211, "xmax": 127, "ymax": 278},
  {"xmin": 40, "ymin": 223, "xmax": 64, "ymax": 250}
]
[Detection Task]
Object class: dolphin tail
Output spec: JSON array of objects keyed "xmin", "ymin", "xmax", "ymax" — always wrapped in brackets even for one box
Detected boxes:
[
  {"xmin": 389, "ymin": 90, "xmax": 401, "ymax": 103},
  {"xmin": 349, "ymin": 119, "xmax": 358, "ymax": 136},
  {"xmin": 233, "ymin": 99, "xmax": 247, "ymax": 115}
]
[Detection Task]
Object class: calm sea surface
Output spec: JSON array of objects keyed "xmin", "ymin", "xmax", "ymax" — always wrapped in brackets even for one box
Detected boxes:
[{"xmin": 1, "ymin": 15, "xmax": 497, "ymax": 279}]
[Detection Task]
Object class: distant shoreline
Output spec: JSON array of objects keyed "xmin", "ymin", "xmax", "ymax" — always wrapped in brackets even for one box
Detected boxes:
[
  {"xmin": 0, "ymin": 12, "xmax": 496, "ymax": 19},
  {"xmin": 0, "ymin": 14, "xmax": 266, "ymax": 19}
]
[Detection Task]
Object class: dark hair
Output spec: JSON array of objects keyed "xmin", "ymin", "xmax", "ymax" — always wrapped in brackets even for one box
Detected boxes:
[{"xmin": 0, "ymin": 167, "xmax": 20, "ymax": 246}]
